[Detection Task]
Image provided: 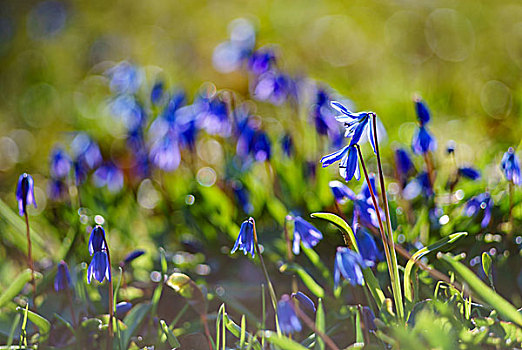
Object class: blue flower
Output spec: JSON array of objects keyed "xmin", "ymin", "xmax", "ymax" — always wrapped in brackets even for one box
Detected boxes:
[
  {"xmin": 248, "ymin": 47, "xmax": 276, "ymax": 75},
  {"xmin": 231, "ymin": 218, "xmax": 255, "ymax": 258},
  {"xmin": 93, "ymin": 163, "xmax": 124, "ymax": 193},
  {"xmin": 291, "ymin": 291, "xmax": 316, "ymax": 313},
  {"xmin": 354, "ymin": 224, "xmax": 383, "ymax": 263},
  {"xmin": 291, "ymin": 216, "xmax": 323, "ymax": 254},
  {"xmin": 150, "ymin": 81, "xmax": 165, "ymax": 105},
  {"xmin": 334, "ymin": 247, "xmax": 371, "ymax": 288},
  {"xmin": 50, "ymin": 147, "xmax": 71, "ymax": 179},
  {"xmin": 403, "ymin": 171, "xmax": 433, "ymax": 199},
  {"xmin": 321, "ymin": 145, "xmax": 360, "ymax": 182},
  {"xmin": 48, "ymin": 178, "xmax": 67, "ymax": 201},
  {"xmin": 411, "ymin": 126, "xmax": 437, "ymax": 155},
  {"xmin": 330, "ymin": 101, "xmax": 376, "ymax": 153},
  {"xmin": 122, "ymin": 250, "xmax": 145, "ymax": 266},
  {"xmin": 54, "ymin": 260, "xmax": 71, "ymax": 292},
  {"xmin": 281, "ymin": 133, "xmax": 294, "ymax": 157},
  {"xmin": 115, "ymin": 302, "xmax": 133, "ymax": 318},
  {"xmin": 361, "ymin": 306, "xmax": 377, "ymax": 332},
  {"xmin": 16, "ymin": 173, "xmax": 37, "ymax": 216},
  {"xmin": 500, "ymin": 147, "xmax": 521, "ymax": 185},
  {"xmin": 252, "ymin": 71, "xmax": 292, "ymax": 105},
  {"xmin": 110, "ymin": 95, "xmax": 146, "ymax": 131},
  {"xmin": 312, "ymin": 88, "xmax": 340, "ymax": 138},
  {"xmin": 394, "ymin": 148, "xmax": 414, "ymax": 181},
  {"xmin": 458, "ymin": 167, "xmax": 480, "ymax": 181},
  {"xmin": 87, "ymin": 251, "xmax": 111, "ymax": 283},
  {"xmin": 329, "ymin": 180, "xmax": 356, "ymax": 204},
  {"xmin": 161, "ymin": 90, "xmax": 187, "ymax": 122},
  {"xmin": 253, "ymin": 131, "xmax": 271, "ymax": 162},
  {"xmin": 196, "ymin": 94, "xmax": 231, "ymax": 137},
  {"xmin": 414, "ymin": 97, "xmax": 431, "ymax": 126},
  {"xmin": 277, "ymin": 294, "xmax": 302, "ymax": 334},
  {"xmin": 106, "ymin": 61, "xmax": 141, "ymax": 95},
  {"xmin": 464, "ymin": 193, "xmax": 492, "ymax": 228},
  {"xmin": 71, "ymin": 133, "xmax": 102, "ymax": 170},
  {"xmin": 149, "ymin": 133, "xmax": 181, "ymax": 172},
  {"xmin": 88, "ymin": 225, "xmax": 107, "ymax": 256}
]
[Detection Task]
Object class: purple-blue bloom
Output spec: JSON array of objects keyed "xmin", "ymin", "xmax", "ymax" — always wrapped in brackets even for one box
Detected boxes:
[
  {"xmin": 122, "ymin": 250, "xmax": 145, "ymax": 265},
  {"xmin": 48, "ymin": 178, "xmax": 68, "ymax": 201},
  {"xmin": 458, "ymin": 167, "xmax": 481, "ymax": 181},
  {"xmin": 334, "ymin": 247, "xmax": 371, "ymax": 288},
  {"xmin": 281, "ymin": 133, "xmax": 293, "ymax": 157},
  {"xmin": 231, "ymin": 218, "xmax": 255, "ymax": 258},
  {"xmin": 329, "ymin": 180, "xmax": 356, "ymax": 204},
  {"xmin": 71, "ymin": 133, "xmax": 102, "ymax": 170},
  {"xmin": 464, "ymin": 193, "xmax": 492, "ymax": 228},
  {"xmin": 54, "ymin": 260, "xmax": 71, "ymax": 292},
  {"xmin": 16, "ymin": 173, "xmax": 37, "ymax": 216},
  {"xmin": 50, "ymin": 147, "xmax": 71, "ymax": 179},
  {"xmin": 93, "ymin": 163, "xmax": 124, "ymax": 193},
  {"xmin": 500, "ymin": 147, "xmax": 521, "ymax": 185},
  {"xmin": 411, "ymin": 126, "xmax": 437, "ymax": 155},
  {"xmin": 291, "ymin": 216, "xmax": 323, "ymax": 254},
  {"xmin": 87, "ymin": 251, "xmax": 110, "ymax": 283},
  {"xmin": 89, "ymin": 225, "xmax": 106, "ymax": 256},
  {"xmin": 253, "ymin": 131, "xmax": 271, "ymax": 162},
  {"xmin": 149, "ymin": 132, "xmax": 181, "ymax": 172},
  {"xmin": 291, "ymin": 291, "xmax": 316, "ymax": 313},
  {"xmin": 110, "ymin": 94, "xmax": 146, "ymax": 131},
  {"xmin": 354, "ymin": 224, "xmax": 383, "ymax": 263},
  {"xmin": 248, "ymin": 47, "xmax": 276, "ymax": 75},
  {"xmin": 395, "ymin": 148, "xmax": 414, "ymax": 181},
  {"xmin": 321, "ymin": 145, "xmax": 360, "ymax": 182},
  {"xmin": 330, "ymin": 101, "xmax": 376, "ymax": 154},
  {"xmin": 232, "ymin": 181, "xmax": 254, "ymax": 214},
  {"xmin": 115, "ymin": 302, "xmax": 133, "ymax": 318},
  {"xmin": 150, "ymin": 81, "xmax": 165, "ymax": 105},
  {"xmin": 252, "ymin": 71, "xmax": 292, "ymax": 105},
  {"xmin": 196, "ymin": 95, "xmax": 231, "ymax": 137},
  {"xmin": 106, "ymin": 61, "xmax": 141, "ymax": 95},
  {"xmin": 414, "ymin": 97, "xmax": 431, "ymax": 126},
  {"xmin": 277, "ymin": 294, "xmax": 302, "ymax": 334}
]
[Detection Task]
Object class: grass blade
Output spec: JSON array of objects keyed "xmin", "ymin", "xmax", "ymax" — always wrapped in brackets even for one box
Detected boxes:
[{"xmin": 0, "ymin": 269, "xmax": 42, "ymax": 309}]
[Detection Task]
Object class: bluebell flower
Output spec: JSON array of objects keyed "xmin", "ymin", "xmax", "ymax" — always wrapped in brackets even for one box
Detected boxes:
[
  {"xmin": 213, "ymin": 18, "xmax": 256, "ymax": 73},
  {"xmin": 403, "ymin": 171, "xmax": 433, "ymax": 199},
  {"xmin": 87, "ymin": 251, "xmax": 111, "ymax": 283},
  {"xmin": 458, "ymin": 167, "xmax": 481, "ymax": 181},
  {"xmin": 360, "ymin": 173, "xmax": 378, "ymax": 201},
  {"xmin": 394, "ymin": 148, "xmax": 414, "ymax": 181},
  {"xmin": 121, "ymin": 250, "xmax": 145, "ymax": 265},
  {"xmin": 16, "ymin": 173, "xmax": 37, "ymax": 216},
  {"xmin": 106, "ymin": 61, "xmax": 141, "ymax": 95},
  {"xmin": 500, "ymin": 147, "xmax": 521, "ymax": 185},
  {"xmin": 231, "ymin": 218, "xmax": 255, "ymax": 258},
  {"xmin": 235, "ymin": 116, "xmax": 257, "ymax": 160},
  {"xmin": 232, "ymin": 181, "xmax": 254, "ymax": 214},
  {"xmin": 93, "ymin": 163, "xmax": 124, "ymax": 192},
  {"xmin": 361, "ymin": 306, "xmax": 377, "ymax": 332},
  {"xmin": 150, "ymin": 81, "xmax": 165, "ymax": 105},
  {"xmin": 414, "ymin": 97, "xmax": 431, "ymax": 126},
  {"xmin": 54, "ymin": 260, "xmax": 71, "ymax": 292},
  {"xmin": 71, "ymin": 133, "xmax": 102, "ymax": 170},
  {"xmin": 252, "ymin": 71, "xmax": 292, "ymax": 105},
  {"xmin": 161, "ymin": 90, "xmax": 187, "ymax": 122},
  {"xmin": 330, "ymin": 101, "xmax": 376, "ymax": 154},
  {"xmin": 354, "ymin": 224, "xmax": 383, "ymax": 263},
  {"xmin": 253, "ymin": 131, "xmax": 271, "ymax": 162},
  {"xmin": 88, "ymin": 225, "xmax": 106, "ymax": 256},
  {"xmin": 277, "ymin": 294, "xmax": 302, "ymax": 334},
  {"xmin": 334, "ymin": 247, "xmax": 371, "ymax": 288},
  {"xmin": 312, "ymin": 88, "xmax": 339, "ymax": 138},
  {"xmin": 464, "ymin": 193, "xmax": 492, "ymax": 228},
  {"xmin": 248, "ymin": 48, "xmax": 276, "ymax": 75},
  {"xmin": 321, "ymin": 145, "xmax": 360, "ymax": 182},
  {"xmin": 110, "ymin": 95, "xmax": 146, "ymax": 131},
  {"xmin": 50, "ymin": 147, "xmax": 71, "ymax": 179},
  {"xmin": 291, "ymin": 291, "xmax": 316, "ymax": 313},
  {"xmin": 115, "ymin": 302, "xmax": 133, "ymax": 318},
  {"xmin": 177, "ymin": 115, "xmax": 199, "ymax": 151},
  {"xmin": 48, "ymin": 178, "xmax": 68, "ymax": 201},
  {"xmin": 196, "ymin": 95, "xmax": 232, "ymax": 137},
  {"xmin": 291, "ymin": 216, "xmax": 323, "ymax": 254},
  {"xmin": 329, "ymin": 180, "xmax": 356, "ymax": 204},
  {"xmin": 149, "ymin": 133, "xmax": 181, "ymax": 172},
  {"xmin": 411, "ymin": 126, "xmax": 437, "ymax": 155},
  {"xmin": 281, "ymin": 133, "xmax": 293, "ymax": 157}
]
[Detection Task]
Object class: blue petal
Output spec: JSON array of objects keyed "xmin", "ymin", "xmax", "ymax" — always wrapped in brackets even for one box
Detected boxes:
[{"xmin": 320, "ymin": 145, "xmax": 350, "ymax": 168}]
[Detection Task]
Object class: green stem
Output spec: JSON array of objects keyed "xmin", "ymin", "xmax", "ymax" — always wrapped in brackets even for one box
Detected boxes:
[
  {"xmin": 24, "ymin": 212, "xmax": 37, "ymax": 310},
  {"xmin": 101, "ymin": 235, "xmax": 114, "ymax": 347}
]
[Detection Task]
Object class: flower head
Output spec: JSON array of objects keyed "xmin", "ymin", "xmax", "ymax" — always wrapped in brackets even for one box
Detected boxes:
[
  {"xmin": 354, "ymin": 224, "xmax": 382, "ymax": 263},
  {"xmin": 106, "ymin": 61, "xmax": 141, "ymax": 95},
  {"xmin": 277, "ymin": 294, "xmax": 302, "ymax": 334},
  {"xmin": 281, "ymin": 133, "xmax": 294, "ymax": 157},
  {"xmin": 50, "ymin": 147, "xmax": 71, "ymax": 179},
  {"xmin": 291, "ymin": 216, "xmax": 323, "ymax": 254},
  {"xmin": 411, "ymin": 126, "xmax": 437, "ymax": 155},
  {"xmin": 87, "ymin": 251, "xmax": 111, "ymax": 283},
  {"xmin": 291, "ymin": 291, "xmax": 316, "ymax": 313},
  {"xmin": 329, "ymin": 180, "xmax": 356, "ymax": 204},
  {"xmin": 89, "ymin": 225, "xmax": 106, "ymax": 256},
  {"xmin": 149, "ymin": 132, "xmax": 181, "ymax": 172},
  {"xmin": 458, "ymin": 167, "xmax": 481, "ymax": 181},
  {"xmin": 93, "ymin": 163, "xmax": 124, "ymax": 193},
  {"xmin": 54, "ymin": 260, "xmax": 71, "ymax": 292},
  {"xmin": 121, "ymin": 250, "xmax": 145, "ymax": 266},
  {"xmin": 334, "ymin": 247, "xmax": 371, "ymax": 288},
  {"xmin": 150, "ymin": 81, "xmax": 165, "ymax": 105},
  {"xmin": 321, "ymin": 145, "xmax": 360, "ymax": 182},
  {"xmin": 115, "ymin": 301, "xmax": 133, "ymax": 318},
  {"xmin": 231, "ymin": 218, "xmax": 255, "ymax": 258},
  {"xmin": 464, "ymin": 192, "xmax": 492, "ymax": 228},
  {"xmin": 414, "ymin": 97, "xmax": 431, "ymax": 126},
  {"xmin": 500, "ymin": 147, "xmax": 521, "ymax": 185},
  {"xmin": 16, "ymin": 173, "xmax": 37, "ymax": 216},
  {"xmin": 395, "ymin": 148, "xmax": 414, "ymax": 183},
  {"xmin": 248, "ymin": 47, "xmax": 276, "ymax": 75},
  {"xmin": 330, "ymin": 101, "xmax": 377, "ymax": 153}
]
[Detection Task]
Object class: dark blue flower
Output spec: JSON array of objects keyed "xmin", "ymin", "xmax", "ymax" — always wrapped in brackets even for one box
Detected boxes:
[
  {"xmin": 48, "ymin": 178, "xmax": 68, "ymax": 201},
  {"xmin": 395, "ymin": 148, "xmax": 414, "ymax": 180},
  {"xmin": 291, "ymin": 291, "xmax": 316, "ymax": 313},
  {"xmin": 231, "ymin": 218, "xmax": 255, "ymax": 258},
  {"xmin": 93, "ymin": 163, "xmax": 124, "ymax": 192},
  {"xmin": 252, "ymin": 71, "xmax": 292, "ymax": 105},
  {"xmin": 281, "ymin": 133, "xmax": 293, "ymax": 157},
  {"xmin": 292, "ymin": 216, "xmax": 323, "ymax": 254},
  {"xmin": 277, "ymin": 294, "xmax": 302, "ymax": 334},
  {"xmin": 150, "ymin": 81, "xmax": 165, "ymax": 105},
  {"xmin": 330, "ymin": 101, "xmax": 376, "ymax": 153},
  {"xmin": 16, "ymin": 173, "xmax": 37, "ymax": 216},
  {"xmin": 196, "ymin": 95, "xmax": 232, "ymax": 137},
  {"xmin": 87, "ymin": 251, "xmax": 111, "ymax": 283},
  {"xmin": 149, "ymin": 133, "xmax": 181, "ymax": 172},
  {"xmin": 458, "ymin": 167, "xmax": 481, "ymax": 181},
  {"xmin": 122, "ymin": 250, "xmax": 145, "ymax": 265},
  {"xmin": 312, "ymin": 88, "xmax": 340, "ymax": 138},
  {"xmin": 54, "ymin": 260, "xmax": 71, "ymax": 292},
  {"xmin": 320, "ymin": 145, "xmax": 360, "ymax": 182},
  {"xmin": 329, "ymin": 180, "xmax": 356, "ymax": 204},
  {"xmin": 334, "ymin": 247, "xmax": 371, "ymax": 288},
  {"xmin": 253, "ymin": 131, "xmax": 271, "ymax": 162},
  {"xmin": 248, "ymin": 48, "xmax": 276, "ymax": 75},
  {"xmin": 161, "ymin": 90, "xmax": 187, "ymax": 122},
  {"xmin": 403, "ymin": 171, "xmax": 433, "ymax": 199},
  {"xmin": 414, "ymin": 97, "xmax": 431, "ymax": 126},
  {"xmin": 464, "ymin": 193, "xmax": 492, "ymax": 228},
  {"xmin": 411, "ymin": 126, "xmax": 437, "ymax": 155},
  {"xmin": 354, "ymin": 224, "xmax": 382, "ymax": 263},
  {"xmin": 50, "ymin": 147, "xmax": 71, "ymax": 179},
  {"xmin": 361, "ymin": 306, "xmax": 377, "ymax": 332},
  {"xmin": 115, "ymin": 302, "xmax": 133, "ymax": 318},
  {"xmin": 500, "ymin": 147, "xmax": 521, "ymax": 185},
  {"xmin": 88, "ymin": 225, "xmax": 106, "ymax": 256},
  {"xmin": 106, "ymin": 61, "xmax": 141, "ymax": 95}
]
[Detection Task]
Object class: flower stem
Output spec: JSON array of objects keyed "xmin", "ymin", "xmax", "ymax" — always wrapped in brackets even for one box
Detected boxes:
[
  {"xmin": 66, "ymin": 288, "xmax": 77, "ymax": 328},
  {"xmin": 101, "ymin": 236, "xmax": 114, "ymax": 344},
  {"xmin": 371, "ymin": 114, "xmax": 404, "ymax": 321},
  {"xmin": 509, "ymin": 180, "xmax": 514, "ymax": 233},
  {"xmin": 292, "ymin": 304, "xmax": 340, "ymax": 350},
  {"xmin": 24, "ymin": 212, "xmax": 36, "ymax": 309},
  {"xmin": 283, "ymin": 217, "xmax": 298, "ymax": 294}
]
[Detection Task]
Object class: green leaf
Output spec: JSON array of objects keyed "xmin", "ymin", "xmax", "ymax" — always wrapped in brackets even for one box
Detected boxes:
[
  {"xmin": 262, "ymin": 331, "xmax": 309, "ymax": 350},
  {"xmin": 310, "ymin": 212, "xmax": 358, "ymax": 252},
  {"xmin": 121, "ymin": 303, "xmax": 152, "ymax": 349},
  {"xmin": 314, "ymin": 299, "xmax": 325, "ymax": 350},
  {"xmin": 160, "ymin": 319, "xmax": 181, "ymax": 348},
  {"xmin": 482, "ymin": 252, "xmax": 492, "ymax": 277},
  {"xmin": 224, "ymin": 313, "xmax": 262, "ymax": 350},
  {"xmin": 0, "ymin": 269, "xmax": 42, "ymax": 309},
  {"xmin": 361, "ymin": 268, "xmax": 385, "ymax": 309},
  {"xmin": 15, "ymin": 307, "xmax": 51, "ymax": 342},
  {"xmin": 240, "ymin": 315, "xmax": 246, "ymax": 349},
  {"xmin": 439, "ymin": 253, "xmax": 522, "ymax": 327},
  {"xmin": 279, "ymin": 263, "xmax": 324, "ymax": 298},
  {"xmin": 166, "ymin": 273, "xmax": 207, "ymax": 316}
]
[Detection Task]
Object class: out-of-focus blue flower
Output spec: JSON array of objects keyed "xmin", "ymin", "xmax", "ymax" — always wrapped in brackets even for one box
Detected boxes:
[
  {"xmin": 403, "ymin": 171, "xmax": 433, "ymax": 199},
  {"xmin": 213, "ymin": 18, "xmax": 256, "ymax": 73},
  {"xmin": 446, "ymin": 140, "xmax": 456, "ymax": 155},
  {"xmin": 281, "ymin": 133, "xmax": 293, "ymax": 157},
  {"xmin": 334, "ymin": 247, "xmax": 371, "ymax": 288},
  {"xmin": 248, "ymin": 47, "xmax": 276, "ymax": 75},
  {"xmin": 329, "ymin": 180, "xmax": 356, "ymax": 204},
  {"xmin": 150, "ymin": 81, "xmax": 165, "ymax": 105},
  {"xmin": 48, "ymin": 178, "xmax": 68, "ymax": 201},
  {"xmin": 106, "ymin": 61, "xmax": 141, "ymax": 95},
  {"xmin": 361, "ymin": 306, "xmax": 377, "ymax": 332},
  {"xmin": 464, "ymin": 193, "xmax": 492, "ymax": 228},
  {"xmin": 177, "ymin": 110, "xmax": 199, "ymax": 151},
  {"xmin": 232, "ymin": 181, "xmax": 253, "ymax": 214},
  {"xmin": 93, "ymin": 163, "xmax": 124, "ymax": 193},
  {"xmin": 231, "ymin": 218, "xmax": 255, "ymax": 258},
  {"xmin": 291, "ymin": 291, "xmax": 316, "ymax": 313},
  {"xmin": 89, "ymin": 225, "xmax": 106, "ymax": 256},
  {"xmin": 87, "ymin": 251, "xmax": 110, "ymax": 283},
  {"xmin": 149, "ymin": 133, "xmax": 181, "ymax": 172},
  {"xmin": 411, "ymin": 126, "xmax": 436, "ymax": 155},
  {"xmin": 122, "ymin": 250, "xmax": 145, "ymax": 265},
  {"xmin": 16, "ymin": 173, "xmax": 37, "ymax": 216},
  {"xmin": 27, "ymin": 1, "xmax": 67, "ymax": 40},
  {"xmin": 110, "ymin": 95, "xmax": 146, "ymax": 131},
  {"xmin": 354, "ymin": 224, "xmax": 383, "ymax": 263},
  {"xmin": 236, "ymin": 116, "xmax": 257, "ymax": 159},
  {"xmin": 500, "ymin": 147, "xmax": 521, "ymax": 185},
  {"xmin": 253, "ymin": 131, "xmax": 271, "ymax": 162},
  {"xmin": 321, "ymin": 145, "xmax": 360, "ymax": 182},
  {"xmin": 161, "ymin": 90, "xmax": 187, "ymax": 122},
  {"xmin": 395, "ymin": 148, "xmax": 414, "ymax": 181},
  {"xmin": 312, "ymin": 88, "xmax": 341, "ymax": 139},
  {"xmin": 291, "ymin": 216, "xmax": 323, "ymax": 254},
  {"xmin": 196, "ymin": 95, "xmax": 231, "ymax": 137},
  {"xmin": 50, "ymin": 147, "xmax": 71, "ymax": 178},
  {"xmin": 458, "ymin": 167, "xmax": 480, "ymax": 181},
  {"xmin": 115, "ymin": 302, "xmax": 132, "ymax": 318},
  {"xmin": 54, "ymin": 260, "xmax": 71, "ymax": 292},
  {"xmin": 414, "ymin": 97, "xmax": 431, "ymax": 126},
  {"xmin": 252, "ymin": 71, "xmax": 292, "ymax": 105},
  {"xmin": 277, "ymin": 294, "xmax": 302, "ymax": 334},
  {"xmin": 71, "ymin": 133, "xmax": 102, "ymax": 170},
  {"xmin": 330, "ymin": 101, "xmax": 376, "ymax": 154}
]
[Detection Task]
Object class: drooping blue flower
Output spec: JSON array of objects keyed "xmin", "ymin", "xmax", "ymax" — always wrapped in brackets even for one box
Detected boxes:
[
  {"xmin": 500, "ymin": 147, "xmax": 521, "ymax": 185},
  {"xmin": 252, "ymin": 71, "xmax": 292, "ymax": 105},
  {"xmin": 403, "ymin": 171, "xmax": 433, "ymax": 199},
  {"xmin": 161, "ymin": 90, "xmax": 187, "ymax": 122},
  {"xmin": 106, "ymin": 61, "xmax": 141, "ymax": 95},
  {"xmin": 93, "ymin": 163, "xmax": 124, "ymax": 192},
  {"xmin": 54, "ymin": 260, "xmax": 71, "ymax": 292},
  {"xmin": 149, "ymin": 133, "xmax": 181, "ymax": 172},
  {"xmin": 281, "ymin": 133, "xmax": 294, "ymax": 157},
  {"xmin": 89, "ymin": 225, "xmax": 106, "ymax": 256},
  {"xmin": 150, "ymin": 81, "xmax": 165, "ymax": 105},
  {"xmin": 361, "ymin": 306, "xmax": 377, "ymax": 332},
  {"xmin": 292, "ymin": 216, "xmax": 323, "ymax": 255},
  {"xmin": 248, "ymin": 47, "xmax": 276, "ymax": 75},
  {"xmin": 329, "ymin": 180, "xmax": 356, "ymax": 204},
  {"xmin": 110, "ymin": 94, "xmax": 146, "ymax": 131},
  {"xmin": 330, "ymin": 101, "xmax": 376, "ymax": 154},
  {"xmin": 320, "ymin": 145, "xmax": 360, "ymax": 182},
  {"xmin": 253, "ymin": 131, "xmax": 271, "ymax": 162},
  {"xmin": 414, "ymin": 97, "xmax": 431, "ymax": 126},
  {"xmin": 121, "ymin": 250, "xmax": 145, "ymax": 265},
  {"xmin": 48, "ymin": 178, "xmax": 68, "ymax": 201},
  {"xmin": 196, "ymin": 95, "xmax": 232, "ymax": 137},
  {"xmin": 291, "ymin": 291, "xmax": 316, "ymax": 313},
  {"xmin": 231, "ymin": 218, "xmax": 255, "ymax": 258},
  {"xmin": 213, "ymin": 18, "xmax": 256, "ymax": 73},
  {"xmin": 50, "ymin": 147, "xmax": 71, "ymax": 179},
  {"xmin": 71, "ymin": 133, "xmax": 102, "ymax": 170},
  {"xmin": 395, "ymin": 148, "xmax": 414, "ymax": 180},
  {"xmin": 16, "ymin": 173, "xmax": 37, "ymax": 216},
  {"xmin": 411, "ymin": 126, "xmax": 437, "ymax": 155},
  {"xmin": 115, "ymin": 302, "xmax": 133, "ymax": 318},
  {"xmin": 312, "ymin": 88, "xmax": 339, "ymax": 138},
  {"xmin": 458, "ymin": 167, "xmax": 481, "ymax": 181},
  {"xmin": 464, "ymin": 193, "xmax": 492, "ymax": 228},
  {"xmin": 354, "ymin": 224, "xmax": 383, "ymax": 263},
  {"xmin": 334, "ymin": 247, "xmax": 371, "ymax": 288},
  {"xmin": 277, "ymin": 294, "xmax": 302, "ymax": 334},
  {"xmin": 87, "ymin": 251, "xmax": 111, "ymax": 283}
]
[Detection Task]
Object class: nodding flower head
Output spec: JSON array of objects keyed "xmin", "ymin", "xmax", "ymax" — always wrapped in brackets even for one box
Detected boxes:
[
  {"xmin": 150, "ymin": 81, "xmax": 165, "ymax": 105},
  {"xmin": 16, "ymin": 173, "xmax": 37, "ymax": 216},
  {"xmin": 93, "ymin": 163, "xmax": 124, "ymax": 193},
  {"xmin": 411, "ymin": 125, "xmax": 437, "ymax": 155},
  {"xmin": 395, "ymin": 148, "xmax": 414, "ymax": 181},
  {"xmin": 329, "ymin": 180, "xmax": 356, "ymax": 204},
  {"xmin": 354, "ymin": 224, "xmax": 383, "ymax": 263},
  {"xmin": 291, "ymin": 216, "xmax": 323, "ymax": 255},
  {"xmin": 87, "ymin": 251, "xmax": 111, "ymax": 283},
  {"xmin": 231, "ymin": 218, "xmax": 256, "ymax": 258},
  {"xmin": 115, "ymin": 302, "xmax": 133, "ymax": 318},
  {"xmin": 414, "ymin": 96, "xmax": 431, "ymax": 126},
  {"xmin": 330, "ymin": 101, "xmax": 377, "ymax": 154},
  {"xmin": 121, "ymin": 250, "xmax": 145, "ymax": 266},
  {"xmin": 106, "ymin": 61, "xmax": 141, "ymax": 95},
  {"xmin": 54, "ymin": 260, "xmax": 72, "ymax": 292},
  {"xmin": 291, "ymin": 291, "xmax": 316, "ymax": 313},
  {"xmin": 248, "ymin": 47, "xmax": 276, "ymax": 75},
  {"xmin": 149, "ymin": 132, "xmax": 181, "ymax": 172},
  {"xmin": 50, "ymin": 147, "xmax": 71, "ymax": 179},
  {"xmin": 320, "ymin": 144, "xmax": 360, "ymax": 182},
  {"xmin": 281, "ymin": 133, "xmax": 294, "ymax": 157},
  {"xmin": 71, "ymin": 133, "xmax": 102, "ymax": 171},
  {"xmin": 334, "ymin": 247, "xmax": 371, "ymax": 288},
  {"xmin": 464, "ymin": 192, "xmax": 492, "ymax": 228},
  {"xmin": 277, "ymin": 294, "xmax": 302, "ymax": 334},
  {"xmin": 88, "ymin": 225, "xmax": 107, "ymax": 256},
  {"xmin": 500, "ymin": 147, "xmax": 521, "ymax": 186},
  {"xmin": 458, "ymin": 167, "xmax": 481, "ymax": 181}
]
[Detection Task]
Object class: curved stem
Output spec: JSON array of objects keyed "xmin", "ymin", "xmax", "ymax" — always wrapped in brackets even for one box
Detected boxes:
[
  {"xmin": 24, "ymin": 213, "xmax": 36, "ymax": 309},
  {"xmin": 101, "ymin": 236, "xmax": 114, "ymax": 346}
]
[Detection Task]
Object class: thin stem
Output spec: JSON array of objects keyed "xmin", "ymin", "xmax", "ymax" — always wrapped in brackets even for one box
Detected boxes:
[
  {"xmin": 24, "ymin": 212, "xmax": 36, "ymax": 309},
  {"xmin": 371, "ymin": 114, "xmax": 404, "ymax": 320},
  {"xmin": 283, "ymin": 217, "xmax": 298, "ymax": 294},
  {"xmin": 201, "ymin": 314, "xmax": 213, "ymax": 350},
  {"xmin": 292, "ymin": 305, "xmax": 340, "ymax": 350},
  {"xmin": 101, "ymin": 236, "xmax": 114, "ymax": 345},
  {"xmin": 509, "ymin": 180, "xmax": 514, "ymax": 232}
]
